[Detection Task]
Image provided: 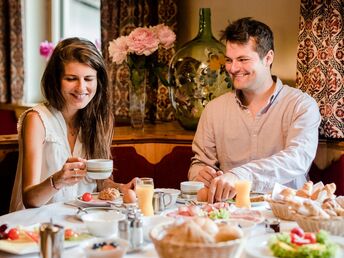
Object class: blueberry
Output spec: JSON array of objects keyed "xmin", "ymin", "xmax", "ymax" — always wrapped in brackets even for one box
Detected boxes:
[{"xmin": 110, "ymin": 241, "xmax": 118, "ymax": 247}]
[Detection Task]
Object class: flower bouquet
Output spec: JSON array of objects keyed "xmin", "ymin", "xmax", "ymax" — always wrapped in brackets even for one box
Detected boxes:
[
  {"xmin": 108, "ymin": 24, "xmax": 176, "ymax": 88},
  {"xmin": 108, "ymin": 24, "xmax": 176, "ymax": 128}
]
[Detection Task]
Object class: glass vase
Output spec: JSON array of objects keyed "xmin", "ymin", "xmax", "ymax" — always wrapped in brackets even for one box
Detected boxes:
[
  {"xmin": 129, "ymin": 68, "xmax": 146, "ymax": 129},
  {"xmin": 168, "ymin": 8, "xmax": 232, "ymax": 130}
]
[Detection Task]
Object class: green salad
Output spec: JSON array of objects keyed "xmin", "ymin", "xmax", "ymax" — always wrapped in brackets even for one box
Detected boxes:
[
  {"xmin": 208, "ymin": 208, "xmax": 230, "ymax": 220},
  {"xmin": 268, "ymin": 228, "xmax": 338, "ymax": 258}
]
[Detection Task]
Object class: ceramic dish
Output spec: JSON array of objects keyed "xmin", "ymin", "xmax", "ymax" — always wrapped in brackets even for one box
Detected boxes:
[
  {"xmin": 0, "ymin": 224, "xmax": 92, "ymax": 255},
  {"xmin": 244, "ymin": 233, "xmax": 344, "ymax": 258},
  {"xmin": 83, "ymin": 237, "xmax": 129, "ymax": 258},
  {"xmin": 76, "ymin": 193, "xmax": 122, "ymax": 207},
  {"xmin": 163, "ymin": 205, "xmax": 264, "ymax": 224},
  {"xmin": 81, "ymin": 212, "xmax": 125, "ymax": 237}
]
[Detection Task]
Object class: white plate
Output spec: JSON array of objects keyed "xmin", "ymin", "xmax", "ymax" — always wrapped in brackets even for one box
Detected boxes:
[
  {"xmin": 0, "ymin": 224, "xmax": 92, "ymax": 255},
  {"xmin": 76, "ymin": 193, "xmax": 122, "ymax": 206},
  {"xmin": 245, "ymin": 233, "xmax": 344, "ymax": 258}
]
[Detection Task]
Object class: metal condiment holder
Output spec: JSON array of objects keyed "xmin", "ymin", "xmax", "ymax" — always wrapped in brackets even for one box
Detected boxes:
[{"xmin": 118, "ymin": 206, "xmax": 144, "ymax": 252}]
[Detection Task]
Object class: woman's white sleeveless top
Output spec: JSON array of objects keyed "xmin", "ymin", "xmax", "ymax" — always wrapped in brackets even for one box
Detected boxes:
[{"xmin": 10, "ymin": 103, "xmax": 96, "ymax": 212}]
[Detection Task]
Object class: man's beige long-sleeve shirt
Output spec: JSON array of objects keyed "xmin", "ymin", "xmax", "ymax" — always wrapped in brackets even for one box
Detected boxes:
[{"xmin": 188, "ymin": 77, "xmax": 321, "ymax": 193}]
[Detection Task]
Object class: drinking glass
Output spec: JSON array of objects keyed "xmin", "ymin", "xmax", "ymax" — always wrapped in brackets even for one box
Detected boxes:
[
  {"xmin": 136, "ymin": 177, "xmax": 154, "ymax": 216},
  {"xmin": 235, "ymin": 180, "xmax": 252, "ymax": 208}
]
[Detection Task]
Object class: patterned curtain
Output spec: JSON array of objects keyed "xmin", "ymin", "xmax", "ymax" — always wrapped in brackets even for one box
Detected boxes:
[
  {"xmin": 100, "ymin": 0, "xmax": 177, "ymax": 125},
  {"xmin": 0, "ymin": 0, "xmax": 24, "ymax": 104},
  {"xmin": 296, "ymin": 0, "xmax": 344, "ymax": 139}
]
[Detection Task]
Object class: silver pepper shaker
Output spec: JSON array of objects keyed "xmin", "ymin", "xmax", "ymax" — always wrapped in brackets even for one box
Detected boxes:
[
  {"xmin": 118, "ymin": 219, "xmax": 130, "ymax": 242},
  {"xmin": 39, "ymin": 222, "xmax": 64, "ymax": 258}
]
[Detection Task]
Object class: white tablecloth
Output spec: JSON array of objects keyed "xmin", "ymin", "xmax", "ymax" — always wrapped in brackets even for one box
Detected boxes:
[{"xmin": 0, "ymin": 202, "xmax": 297, "ymax": 258}]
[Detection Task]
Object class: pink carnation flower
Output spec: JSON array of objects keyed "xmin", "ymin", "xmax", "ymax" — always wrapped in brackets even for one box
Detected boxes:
[
  {"xmin": 127, "ymin": 27, "xmax": 159, "ymax": 56},
  {"xmin": 108, "ymin": 36, "xmax": 129, "ymax": 64},
  {"xmin": 152, "ymin": 24, "xmax": 176, "ymax": 49},
  {"xmin": 39, "ymin": 41, "xmax": 54, "ymax": 59}
]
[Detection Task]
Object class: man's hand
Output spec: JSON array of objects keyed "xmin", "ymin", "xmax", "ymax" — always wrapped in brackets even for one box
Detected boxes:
[
  {"xmin": 194, "ymin": 166, "xmax": 223, "ymax": 187},
  {"xmin": 207, "ymin": 173, "xmax": 239, "ymax": 203}
]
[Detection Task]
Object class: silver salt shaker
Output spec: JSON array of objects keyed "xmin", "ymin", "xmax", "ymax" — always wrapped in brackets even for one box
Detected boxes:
[
  {"xmin": 131, "ymin": 216, "xmax": 143, "ymax": 250},
  {"xmin": 39, "ymin": 222, "xmax": 64, "ymax": 258}
]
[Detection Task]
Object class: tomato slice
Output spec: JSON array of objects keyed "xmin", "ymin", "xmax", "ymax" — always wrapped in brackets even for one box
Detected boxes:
[
  {"xmin": 291, "ymin": 233, "xmax": 311, "ymax": 245},
  {"xmin": 64, "ymin": 228, "xmax": 74, "ymax": 240},
  {"xmin": 290, "ymin": 227, "xmax": 305, "ymax": 238},
  {"xmin": 304, "ymin": 232, "xmax": 316, "ymax": 244},
  {"xmin": 7, "ymin": 228, "xmax": 20, "ymax": 240}
]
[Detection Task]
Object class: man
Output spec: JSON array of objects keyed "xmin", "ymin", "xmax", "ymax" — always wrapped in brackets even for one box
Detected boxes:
[{"xmin": 188, "ymin": 17, "xmax": 321, "ymax": 203}]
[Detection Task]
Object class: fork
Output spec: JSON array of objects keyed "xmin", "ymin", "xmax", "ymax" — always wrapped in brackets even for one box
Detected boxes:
[{"xmin": 186, "ymin": 200, "xmax": 198, "ymax": 206}]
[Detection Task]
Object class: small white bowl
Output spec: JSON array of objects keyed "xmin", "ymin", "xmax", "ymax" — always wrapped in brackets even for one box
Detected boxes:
[
  {"xmin": 83, "ymin": 237, "xmax": 129, "ymax": 258},
  {"xmin": 86, "ymin": 159, "xmax": 113, "ymax": 179},
  {"xmin": 81, "ymin": 211, "xmax": 125, "ymax": 237},
  {"xmin": 180, "ymin": 181, "xmax": 204, "ymax": 195},
  {"xmin": 155, "ymin": 188, "xmax": 181, "ymax": 209},
  {"xmin": 142, "ymin": 215, "xmax": 174, "ymax": 242}
]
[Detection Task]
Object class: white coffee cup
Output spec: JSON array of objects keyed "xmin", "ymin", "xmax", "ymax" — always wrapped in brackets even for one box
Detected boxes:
[
  {"xmin": 86, "ymin": 159, "xmax": 113, "ymax": 180},
  {"xmin": 180, "ymin": 181, "xmax": 204, "ymax": 199}
]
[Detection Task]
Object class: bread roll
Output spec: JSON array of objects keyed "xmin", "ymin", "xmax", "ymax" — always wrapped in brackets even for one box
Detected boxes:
[
  {"xmin": 324, "ymin": 183, "xmax": 336, "ymax": 196},
  {"xmin": 215, "ymin": 224, "xmax": 243, "ymax": 242},
  {"xmin": 98, "ymin": 187, "xmax": 120, "ymax": 201},
  {"xmin": 279, "ymin": 188, "xmax": 296, "ymax": 201},
  {"xmin": 303, "ymin": 181, "xmax": 314, "ymax": 195},
  {"xmin": 163, "ymin": 219, "xmax": 214, "ymax": 244},
  {"xmin": 311, "ymin": 188, "xmax": 321, "ymax": 200},
  {"xmin": 193, "ymin": 217, "xmax": 218, "ymax": 236},
  {"xmin": 296, "ymin": 181, "xmax": 313, "ymax": 198},
  {"xmin": 303, "ymin": 200, "xmax": 330, "ymax": 218},
  {"xmin": 296, "ymin": 189, "xmax": 310, "ymax": 198}
]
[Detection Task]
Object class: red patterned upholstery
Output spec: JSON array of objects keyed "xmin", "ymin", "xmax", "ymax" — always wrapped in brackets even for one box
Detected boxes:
[
  {"xmin": 308, "ymin": 154, "xmax": 344, "ymax": 196},
  {"xmin": 111, "ymin": 146, "xmax": 193, "ymax": 189},
  {"xmin": 0, "ymin": 109, "xmax": 17, "ymax": 134}
]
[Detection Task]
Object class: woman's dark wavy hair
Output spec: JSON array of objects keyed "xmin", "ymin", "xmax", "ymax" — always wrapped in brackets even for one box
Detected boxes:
[
  {"xmin": 221, "ymin": 17, "xmax": 274, "ymax": 59},
  {"xmin": 41, "ymin": 37, "xmax": 113, "ymax": 159}
]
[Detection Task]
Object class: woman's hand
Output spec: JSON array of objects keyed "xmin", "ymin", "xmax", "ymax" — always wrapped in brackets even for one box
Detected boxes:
[
  {"xmin": 119, "ymin": 177, "xmax": 138, "ymax": 193},
  {"xmin": 52, "ymin": 157, "xmax": 87, "ymax": 189}
]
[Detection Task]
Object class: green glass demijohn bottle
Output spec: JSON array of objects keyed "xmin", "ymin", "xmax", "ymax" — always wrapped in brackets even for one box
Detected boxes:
[{"xmin": 168, "ymin": 8, "xmax": 232, "ymax": 130}]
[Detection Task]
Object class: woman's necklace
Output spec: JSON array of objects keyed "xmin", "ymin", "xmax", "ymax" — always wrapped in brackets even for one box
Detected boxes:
[{"xmin": 68, "ymin": 127, "xmax": 79, "ymax": 137}]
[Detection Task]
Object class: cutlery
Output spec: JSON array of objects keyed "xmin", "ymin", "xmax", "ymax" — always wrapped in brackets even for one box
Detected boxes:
[{"xmin": 63, "ymin": 202, "xmax": 88, "ymax": 212}]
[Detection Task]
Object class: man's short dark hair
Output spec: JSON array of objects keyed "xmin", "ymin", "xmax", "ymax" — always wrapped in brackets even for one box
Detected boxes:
[{"xmin": 221, "ymin": 17, "xmax": 274, "ymax": 59}]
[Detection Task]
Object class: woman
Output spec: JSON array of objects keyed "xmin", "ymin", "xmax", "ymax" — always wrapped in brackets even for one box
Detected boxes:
[{"xmin": 10, "ymin": 37, "xmax": 135, "ymax": 211}]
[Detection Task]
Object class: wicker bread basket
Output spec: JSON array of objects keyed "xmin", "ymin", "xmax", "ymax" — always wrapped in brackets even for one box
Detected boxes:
[
  {"xmin": 149, "ymin": 223, "xmax": 243, "ymax": 258},
  {"xmin": 294, "ymin": 214, "xmax": 344, "ymax": 236},
  {"xmin": 265, "ymin": 197, "xmax": 294, "ymax": 221}
]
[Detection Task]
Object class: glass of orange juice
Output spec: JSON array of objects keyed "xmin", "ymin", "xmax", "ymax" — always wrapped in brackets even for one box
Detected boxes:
[
  {"xmin": 235, "ymin": 180, "xmax": 252, "ymax": 208},
  {"xmin": 136, "ymin": 177, "xmax": 154, "ymax": 216}
]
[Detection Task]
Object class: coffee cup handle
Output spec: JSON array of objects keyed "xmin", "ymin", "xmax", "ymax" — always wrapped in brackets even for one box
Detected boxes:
[{"xmin": 163, "ymin": 193, "xmax": 172, "ymax": 207}]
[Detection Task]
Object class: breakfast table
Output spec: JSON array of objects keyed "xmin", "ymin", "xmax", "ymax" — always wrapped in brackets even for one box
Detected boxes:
[{"xmin": 0, "ymin": 201, "xmax": 298, "ymax": 258}]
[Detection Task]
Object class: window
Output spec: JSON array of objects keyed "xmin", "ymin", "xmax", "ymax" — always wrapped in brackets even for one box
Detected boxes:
[{"xmin": 23, "ymin": 0, "xmax": 100, "ymax": 103}]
